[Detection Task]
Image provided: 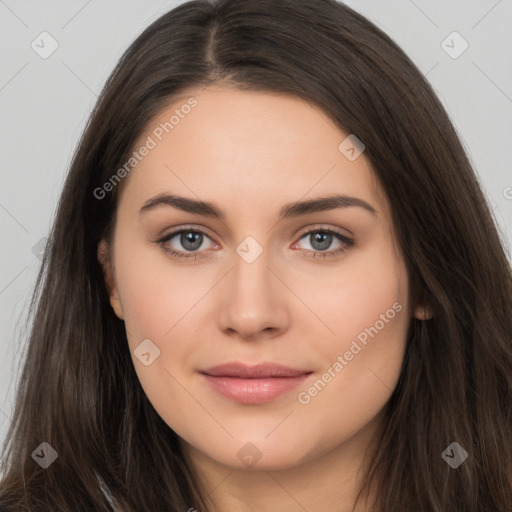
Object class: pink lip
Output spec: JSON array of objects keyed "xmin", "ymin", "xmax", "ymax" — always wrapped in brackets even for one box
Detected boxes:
[{"xmin": 199, "ymin": 363, "xmax": 312, "ymax": 404}]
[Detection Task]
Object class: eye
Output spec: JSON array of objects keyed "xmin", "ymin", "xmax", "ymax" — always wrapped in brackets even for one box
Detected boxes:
[
  {"xmin": 292, "ymin": 228, "xmax": 354, "ymax": 259},
  {"xmin": 156, "ymin": 226, "xmax": 354, "ymax": 260},
  {"xmin": 156, "ymin": 228, "xmax": 218, "ymax": 260}
]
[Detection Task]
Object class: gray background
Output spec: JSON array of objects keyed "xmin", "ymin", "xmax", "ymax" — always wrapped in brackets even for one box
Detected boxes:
[{"xmin": 1, "ymin": 0, "xmax": 511, "ymax": 450}]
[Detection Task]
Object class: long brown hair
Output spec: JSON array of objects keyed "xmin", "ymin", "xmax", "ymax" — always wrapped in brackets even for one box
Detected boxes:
[{"xmin": 1, "ymin": 0, "xmax": 511, "ymax": 510}]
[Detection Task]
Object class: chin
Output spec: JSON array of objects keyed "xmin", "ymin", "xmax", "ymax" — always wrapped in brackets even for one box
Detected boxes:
[{"xmin": 201, "ymin": 436, "xmax": 314, "ymax": 472}]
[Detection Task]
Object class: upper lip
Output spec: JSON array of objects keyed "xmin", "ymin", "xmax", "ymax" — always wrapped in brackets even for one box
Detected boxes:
[{"xmin": 200, "ymin": 362, "xmax": 311, "ymax": 378}]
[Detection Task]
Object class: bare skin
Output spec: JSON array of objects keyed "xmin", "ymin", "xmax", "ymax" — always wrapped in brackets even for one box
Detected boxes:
[{"xmin": 98, "ymin": 84, "xmax": 431, "ymax": 512}]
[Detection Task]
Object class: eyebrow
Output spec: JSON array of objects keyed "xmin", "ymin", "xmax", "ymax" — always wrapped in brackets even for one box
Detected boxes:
[{"xmin": 139, "ymin": 193, "xmax": 378, "ymax": 219}]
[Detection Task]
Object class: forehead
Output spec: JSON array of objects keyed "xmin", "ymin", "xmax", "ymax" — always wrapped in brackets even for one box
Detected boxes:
[{"xmin": 117, "ymin": 85, "xmax": 386, "ymax": 220}]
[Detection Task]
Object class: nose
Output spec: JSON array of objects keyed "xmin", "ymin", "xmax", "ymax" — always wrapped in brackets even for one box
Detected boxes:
[{"xmin": 216, "ymin": 246, "xmax": 290, "ymax": 341}]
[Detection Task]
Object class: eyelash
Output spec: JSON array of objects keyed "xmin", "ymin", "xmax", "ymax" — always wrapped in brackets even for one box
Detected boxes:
[{"xmin": 156, "ymin": 226, "xmax": 355, "ymax": 261}]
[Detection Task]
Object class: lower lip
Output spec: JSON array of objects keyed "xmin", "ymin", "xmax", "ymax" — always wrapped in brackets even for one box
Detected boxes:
[{"xmin": 201, "ymin": 374, "xmax": 311, "ymax": 404}]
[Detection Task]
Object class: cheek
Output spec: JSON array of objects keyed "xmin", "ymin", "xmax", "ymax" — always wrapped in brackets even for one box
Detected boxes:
[
  {"xmin": 112, "ymin": 230, "xmax": 223, "ymax": 410},
  {"xmin": 301, "ymin": 310, "xmax": 407, "ymax": 448},
  {"xmin": 113, "ymin": 229, "xmax": 210, "ymax": 346},
  {"xmin": 294, "ymin": 246, "xmax": 409, "ymax": 437},
  {"xmin": 111, "ymin": 235, "xmax": 208, "ymax": 422},
  {"xmin": 296, "ymin": 238, "xmax": 408, "ymax": 358}
]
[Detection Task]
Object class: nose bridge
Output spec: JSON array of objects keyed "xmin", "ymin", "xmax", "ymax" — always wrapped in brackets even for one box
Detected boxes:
[
  {"xmin": 216, "ymin": 233, "xmax": 289, "ymax": 338},
  {"xmin": 230, "ymin": 235, "xmax": 275, "ymax": 305}
]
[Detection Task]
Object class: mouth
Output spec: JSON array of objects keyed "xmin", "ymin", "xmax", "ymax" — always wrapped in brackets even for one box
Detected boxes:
[{"xmin": 199, "ymin": 362, "xmax": 313, "ymax": 404}]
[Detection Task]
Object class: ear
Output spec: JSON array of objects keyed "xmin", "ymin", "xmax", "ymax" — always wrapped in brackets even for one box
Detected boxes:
[
  {"xmin": 413, "ymin": 304, "xmax": 434, "ymax": 320},
  {"xmin": 97, "ymin": 239, "xmax": 124, "ymax": 320}
]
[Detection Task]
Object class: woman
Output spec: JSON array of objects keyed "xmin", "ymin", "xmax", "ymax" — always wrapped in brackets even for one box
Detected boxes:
[{"xmin": 0, "ymin": 0, "xmax": 511, "ymax": 510}]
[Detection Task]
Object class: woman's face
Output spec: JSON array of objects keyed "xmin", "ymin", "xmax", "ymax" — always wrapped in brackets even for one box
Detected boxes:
[{"xmin": 99, "ymin": 85, "xmax": 422, "ymax": 473}]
